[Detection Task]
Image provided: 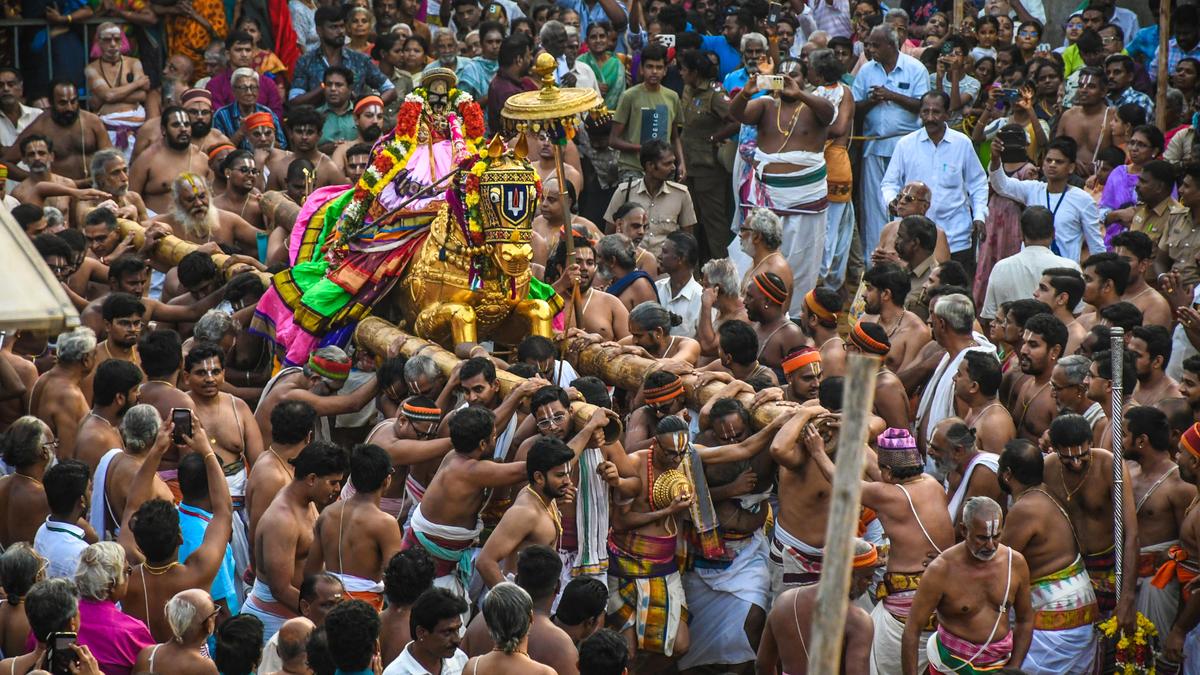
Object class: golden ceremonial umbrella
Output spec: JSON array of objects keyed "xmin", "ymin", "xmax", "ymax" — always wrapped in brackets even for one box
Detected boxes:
[{"xmin": 502, "ymin": 53, "xmax": 610, "ymax": 325}]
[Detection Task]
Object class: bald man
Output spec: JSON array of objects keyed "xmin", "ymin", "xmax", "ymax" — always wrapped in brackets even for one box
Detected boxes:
[
  {"xmin": 132, "ymin": 589, "xmax": 220, "ymax": 675},
  {"xmin": 261, "ymin": 617, "xmax": 315, "ymax": 675},
  {"xmin": 873, "ymin": 181, "xmax": 951, "ymax": 267}
]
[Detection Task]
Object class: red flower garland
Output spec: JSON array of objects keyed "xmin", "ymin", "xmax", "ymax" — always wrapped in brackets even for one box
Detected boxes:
[
  {"xmin": 395, "ymin": 100, "xmax": 423, "ymax": 138},
  {"xmin": 458, "ymin": 101, "xmax": 485, "ymax": 140}
]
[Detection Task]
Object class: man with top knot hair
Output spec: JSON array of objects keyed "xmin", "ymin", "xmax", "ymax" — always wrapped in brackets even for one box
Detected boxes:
[{"xmin": 801, "ymin": 288, "xmax": 846, "ymax": 378}]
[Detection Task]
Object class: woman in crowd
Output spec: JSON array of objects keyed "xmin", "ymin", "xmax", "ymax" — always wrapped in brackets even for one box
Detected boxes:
[
  {"xmin": 0, "ymin": 417, "xmax": 54, "ymax": 548},
  {"xmin": 400, "ymin": 35, "xmax": 430, "ymax": 81},
  {"xmin": 462, "ymin": 583, "xmax": 555, "ymax": 675},
  {"xmin": 579, "ymin": 21, "xmax": 625, "ymax": 112},
  {"xmin": 0, "ymin": 545, "xmax": 43, "ymax": 659},
  {"xmin": 346, "ymin": 6, "xmax": 376, "ymax": 55},
  {"xmin": 1102, "ymin": 124, "xmax": 1167, "ymax": 234},
  {"xmin": 74, "ymin": 542, "xmax": 154, "ymax": 675},
  {"xmin": 1014, "ymin": 19, "xmax": 1044, "ymax": 63}
]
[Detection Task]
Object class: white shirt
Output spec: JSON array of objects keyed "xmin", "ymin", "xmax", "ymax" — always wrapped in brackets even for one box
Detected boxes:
[
  {"xmin": 881, "ymin": 126, "xmax": 990, "ymax": 253},
  {"xmin": 34, "ymin": 518, "xmax": 89, "ymax": 580},
  {"xmin": 570, "ymin": 60, "xmax": 601, "ymax": 94},
  {"xmin": 383, "ymin": 643, "xmax": 468, "ymax": 675},
  {"xmin": 989, "ymin": 169, "xmax": 1105, "ymax": 264},
  {"xmin": 655, "ymin": 276, "xmax": 704, "ymax": 339},
  {"xmin": 0, "ymin": 104, "xmax": 41, "ymax": 147},
  {"xmin": 980, "ymin": 245, "xmax": 1081, "ymax": 319}
]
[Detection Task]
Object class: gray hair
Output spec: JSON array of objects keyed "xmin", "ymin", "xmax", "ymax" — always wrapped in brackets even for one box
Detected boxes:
[
  {"xmin": 193, "ymin": 310, "xmax": 235, "ymax": 344},
  {"xmin": 403, "ymin": 354, "xmax": 440, "ymax": 383},
  {"xmin": 26, "ymin": 578, "xmax": 79, "ymax": 642},
  {"xmin": 540, "ymin": 19, "xmax": 567, "ymax": 41},
  {"xmin": 90, "ymin": 148, "xmax": 124, "ymax": 180},
  {"xmin": 74, "ymin": 542, "xmax": 126, "ymax": 601},
  {"xmin": 1, "ymin": 543, "xmax": 44, "ymax": 600},
  {"xmin": 120, "ymin": 404, "xmax": 161, "ymax": 454},
  {"xmin": 57, "ymin": 327, "xmax": 97, "ymax": 365},
  {"xmin": 303, "ymin": 346, "xmax": 350, "ymax": 382},
  {"xmin": 743, "ymin": 208, "xmax": 783, "ymax": 250},
  {"xmin": 1, "ymin": 416, "xmax": 51, "ymax": 469},
  {"xmin": 597, "ymin": 233, "xmax": 637, "ymax": 270},
  {"xmin": 884, "ymin": 7, "xmax": 909, "ymax": 24},
  {"xmin": 943, "ymin": 418, "xmax": 976, "ymax": 452},
  {"xmin": 165, "ymin": 591, "xmax": 201, "ymax": 640},
  {"xmin": 432, "ymin": 26, "xmax": 456, "ymax": 44},
  {"xmin": 43, "ymin": 206, "xmax": 64, "ymax": 229},
  {"xmin": 231, "ymin": 67, "xmax": 258, "ymax": 86},
  {"xmin": 740, "ymin": 32, "xmax": 768, "ymax": 52},
  {"xmin": 1167, "ymin": 87, "xmax": 1186, "ymax": 110},
  {"xmin": 701, "ymin": 258, "xmax": 740, "ymax": 298},
  {"xmin": 962, "ymin": 496, "xmax": 1003, "ymax": 525},
  {"xmin": 1055, "ymin": 354, "xmax": 1092, "ymax": 385},
  {"xmin": 629, "ymin": 302, "xmax": 680, "ymax": 332},
  {"xmin": 483, "ymin": 582, "xmax": 532, "ymax": 654},
  {"xmin": 872, "ymin": 23, "xmax": 901, "ymax": 49},
  {"xmin": 932, "ymin": 293, "xmax": 974, "ymax": 334},
  {"xmin": 808, "ymin": 48, "xmax": 844, "ymax": 85}
]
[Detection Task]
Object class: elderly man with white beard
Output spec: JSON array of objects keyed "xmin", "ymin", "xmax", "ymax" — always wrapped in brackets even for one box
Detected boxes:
[{"xmin": 150, "ymin": 174, "xmax": 264, "ymax": 256}]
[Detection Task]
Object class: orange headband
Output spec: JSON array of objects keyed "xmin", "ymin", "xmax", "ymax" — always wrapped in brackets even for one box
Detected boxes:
[
  {"xmin": 850, "ymin": 322, "xmax": 890, "ymax": 355},
  {"xmin": 1183, "ymin": 423, "xmax": 1200, "ymax": 460},
  {"xmin": 852, "ymin": 544, "xmax": 879, "ymax": 569},
  {"xmin": 782, "ymin": 349, "xmax": 821, "ymax": 376},
  {"xmin": 207, "ymin": 143, "xmax": 236, "ymax": 160},
  {"xmin": 753, "ymin": 273, "xmax": 788, "ymax": 306},
  {"xmin": 644, "ymin": 377, "xmax": 685, "ymax": 405},
  {"xmin": 245, "ymin": 112, "xmax": 274, "ymax": 130},
  {"xmin": 354, "ymin": 95, "xmax": 384, "ymax": 115},
  {"xmin": 804, "ymin": 290, "xmax": 836, "ymax": 323}
]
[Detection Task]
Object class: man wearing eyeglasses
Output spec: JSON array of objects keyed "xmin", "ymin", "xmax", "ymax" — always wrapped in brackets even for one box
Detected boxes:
[
  {"xmin": 359, "ymin": 395, "xmax": 451, "ymax": 520},
  {"xmin": 213, "ymin": 149, "xmax": 266, "ymax": 230}
]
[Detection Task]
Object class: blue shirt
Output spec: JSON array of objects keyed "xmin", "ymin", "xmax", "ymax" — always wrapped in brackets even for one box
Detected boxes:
[
  {"xmin": 851, "ymin": 52, "xmax": 929, "ymax": 157},
  {"xmin": 213, "ymin": 103, "xmax": 288, "ymax": 151},
  {"xmin": 556, "ymin": 0, "xmax": 629, "ymax": 52},
  {"xmin": 1108, "ymin": 86, "xmax": 1155, "ymax": 121},
  {"xmin": 1126, "ymin": 25, "xmax": 1159, "ymax": 62},
  {"xmin": 701, "ymin": 34, "xmax": 743, "ymax": 79},
  {"xmin": 178, "ymin": 504, "xmax": 240, "ymax": 616},
  {"xmin": 289, "ymin": 47, "xmax": 396, "ymax": 101}
]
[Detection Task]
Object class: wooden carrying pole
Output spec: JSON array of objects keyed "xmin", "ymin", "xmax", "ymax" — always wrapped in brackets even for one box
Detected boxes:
[
  {"xmin": 1156, "ymin": 1, "xmax": 1170, "ymax": 131},
  {"xmin": 807, "ymin": 354, "xmax": 880, "ymax": 673},
  {"xmin": 115, "ymin": 219, "xmax": 272, "ymax": 286},
  {"xmin": 355, "ymin": 316, "xmax": 622, "ymax": 442}
]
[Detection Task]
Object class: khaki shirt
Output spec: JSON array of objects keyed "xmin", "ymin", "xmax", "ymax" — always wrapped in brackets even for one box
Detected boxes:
[
  {"xmin": 1163, "ymin": 205, "xmax": 1200, "ymax": 287},
  {"xmin": 680, "ymin": 83, "xmax": 731, "ymax": 174},
  {"xmin": 604, "ymin": 178, "xmax": 698, "ymax": 254},
  {"xmin": 904, "ymin": 254, "xmax": 936, "ymax": 321},
  {"xmin": 1131, "ymin": 196, "xmax": 1190, "ymax": 247}
]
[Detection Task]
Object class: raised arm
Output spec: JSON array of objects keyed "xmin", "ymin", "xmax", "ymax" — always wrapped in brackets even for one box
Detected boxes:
[
  {"xmin": 281, "ymin": 378, "xmax": 381, "ymax": 417},
  {"xmin": 698, "ymin": 411, "xmax": 795, "ymax": 464}
]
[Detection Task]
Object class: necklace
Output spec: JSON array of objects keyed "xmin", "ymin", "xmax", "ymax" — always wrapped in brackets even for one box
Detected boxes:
[
  {"xmin": 774, "ymin": 99, "xmax": 805, "ymax": 139},
  {"xmin": 13, "ymin": 473, "xmax": 42, "ymax": 488},
  {"xmin": 1058, "ymin": 458, "xmax": 1092, "ymax": 503},
  {"xmin": 522, "ymin": 485, "xmax": 562, "ymax": 545},
  {"xmin": 88, "ymin": 411, "xmax": 115, "ymax": 428},
  {"xmin": 98, "ymin": 58, "xmax": 124, "ymax": 90},
  {"xmin": 267, "ymin": 448, "xmax": 294, "ymax": 477},
  {"xmin": 745, "ymin": 251, "xmax": 784, "ymax": 288},
  {"xmin": 142, "ymin": 561, "xmax": 180, "ymax": 575},
  {"xmin": 885, "ymin": 311, "xmax": 905, "ymax": 337}
]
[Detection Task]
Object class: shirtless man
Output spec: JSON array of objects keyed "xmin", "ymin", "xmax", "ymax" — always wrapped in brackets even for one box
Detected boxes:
[
  {"xmin": 735, "ymin": 208, "xmax": 793, "ymax": 299},
  {"xmin": 874, "ymin": 182, "xmax": 951, "ymax": 271},
  {"xmin": 1162, "ymin": 424, "xmax": 1200, "ymax": 662},
  {"xmin": 30, "ymin": 327, "xmax": 97, "ymax": 458},
  {"xmin": 0, "ymin": 335, "xmax": 38, "ymax": 431},
  {"xmin": 1052, "ymin": 355, "xmax": 1107, "ymax": 446},
  {"xmin": 305, "ymin": 443, "xmax": 403, "ymax": 610},
  {"xmin": 531, "ymin": 179, "xmax": 603, "ymax": 269},
  {"xmin": 1044, "ymin": 413, "xmax": 1138, "ymax": 634},
  {"xmin": 253, "ymin": 346, "xmax": 380, "ymax": 448},
  {"xmin": 246, "ymin": 401, "xmax": 315, "ymax": 552},
  {"xmin": 1009, "ymin": 314, "xmax": 1066, "ymax": 442},
  {"xmin": 246, "ymin": 440, "xmax": 348, "ymax": 640},
  {"xmin": 997, "ymin": 439, "xmax": 1099, "ymax": 673},
  {"xmin": 1055, "ymin": 66, "xmax": 1113, "ymax": 177},
  {"xmin": 212, "ymin": 150, "xmax": 264, "ymax": 229},
  {"xmin": 0, "ymin": 417, "xmax": 54, "ymax": 547},
  {"xmin": 247, "ymin": 115, "xmax": 294, "ymax": 188},
  {"xmin": 610, "ymin": 203, "xmax": 659, "ymax": 278},
  {"xmin": 550, "ymin": 237, "xmax": 630, "ymax": 341},
  {"xmin": 595, "ymin": 234, "xmax": 657, "ymax": 312},
  {"xmin": 860, "ymin": 262, "xmax": 930, "ymax": 372},
  {"xmin": 134, "ymin": 88, "xmax": 234, "ymax": 163},
  {"xmin": 806, "ymin": 425, "xmax": 955, "ymax": 675},
  {"xmin": 530, "ymin": 131, "xmax": 583, "ymax": 194},
  {"xmin": 73, "ymin": 149, "xmax": 148, "ymax": 225},
  {"xmin": 132, "ymin": 590, "xmax": 219, "ymax": 675},
  {"xmin": 124, "ymin": 425, "xmax": 234, "ymax": 642},
  {"xmin": 130, "ymin": 107, "xmax": 215, "ymax": 214},
  {"xmin": 757, "ymin": 538, "xmax": 878, "ymax": 675},
  {"xmin": 72, "ymin": 359, "xmax": 141, "ymax": 470},
  {"xmin": 360, "ymin": 396, "xmax": 452, "ymax": 521},
  {"xmin": 800, "ymin": 287, "xmax": 845, "ymax": 378},
  {"xmin": 843, "ymin": 321, "xmax": 910, "ymax": 429},
  {"xmin": 150, "ymin": 173, "xmax": 262, "ymax": 255},
  {"xmin": 326, "ymin": 99, "xmax": 380, "ymax": 182},
  {"xmin": 1032, "ymin": 268, "xmax": 1088, "ymax": 354},
  {"xmin": 744, "ymin": 271, "xmax": 805, "ymax": 379},
  {"xmin": 1129, "ymin": 325, "xmax": 1182, "ymax": 406},
  {"xmin": 904, "ymin": 496, "xmax": 1033, "ymax": 675},
  {"xmin": 184, "ymin": 343, "xmax": 264, "ymax": 513},
  {"xmin": 11, "ymin": 135, "xmax": 76, "ymax": 214},
  {"xmin": 4, "ymin": 80, "xmax": 110, "ymax": 182},
  {"xmin": 1078, "ymin": 252, "xmax": 1129, "ymax": 331},
  {"xmin": 81, "ymin": 291, "xmax": 143, "ymax": 387},
  {"xmin": 1112, "ymin": 231, "xmax": 1173, "ymax": 328},
  {"xmin": 928, "ymin": 417, "xmax": 1004, "ymax": 529},
  {"xmin": 477, "ymin": 436, "xmax": 574, "ymax": 589},
  {"xmin": 92, "ymin": 405, "xmax": 176, "ymax": 541},
  {"xmin": 1085, "ymin": 348, "xmax": 1136, "ymax": 450},
  {"xmin": 1124, "ymin": 406, "xmax": 1193, "ymax": 635},
  {"xmin": 272, "ymin": 105, "xmax": 345, "ymax": 190},
  {"xmin": 85, "ymin": 22, "xmax": 150, "ymax": 153},
  {"xmin": 951, "ymin": 351, "xmax": 1016, "ymax": 455}
]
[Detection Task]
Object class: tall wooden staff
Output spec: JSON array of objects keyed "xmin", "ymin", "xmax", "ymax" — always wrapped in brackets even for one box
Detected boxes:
[
  {"xmin": 1110, "ymin": 328, "xmax": 1126, "ymax": 602},
  {"xmin": 808, "ymin": 354, "xmax": 880, "ymax": 672},
  {"xmin": 1156, "ymin": 2, "xmax": 1171, "ymax": 131}
]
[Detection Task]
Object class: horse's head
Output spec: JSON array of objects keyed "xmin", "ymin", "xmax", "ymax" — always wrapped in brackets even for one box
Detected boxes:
[{"xmin": 478, "ymin": 150, "xmax": 540, "ymax": 278}]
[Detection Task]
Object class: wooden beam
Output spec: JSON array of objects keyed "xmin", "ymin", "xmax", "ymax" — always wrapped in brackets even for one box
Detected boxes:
[
  {"xmin": 1156, "ymin": 1, "xmax": 1171, "ymax": 131},
  {"xmin": 807, "ymin": 354, "xmax": 880, "ymax": 673},
  {"xmin": 115, "ymin": 219, "xmax": 272, "ymax": 285}
]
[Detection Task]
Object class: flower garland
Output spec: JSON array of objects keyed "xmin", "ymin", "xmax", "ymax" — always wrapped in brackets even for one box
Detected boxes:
[
  {"xmin": 330, "ymin": 87, "xmax": 482, "ymax": 249},
  {"xmin": 1098, "ymin": 613, "xmax": 1158, "ymax": 675}
]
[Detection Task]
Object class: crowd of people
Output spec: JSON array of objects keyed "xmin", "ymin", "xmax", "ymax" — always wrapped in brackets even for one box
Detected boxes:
[{"xmin": 2, "ymin": 0, "xmax": 1200, "ymax": 672}]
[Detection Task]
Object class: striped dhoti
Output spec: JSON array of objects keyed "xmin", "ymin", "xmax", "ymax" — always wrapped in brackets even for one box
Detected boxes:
[
  {"xmin": 607, "ymin": 530, "xmax": 687, "ymax": 656},
  {"xmin": 1022, "ymin": 556, "xmax": 1100, "ymax": 675}
]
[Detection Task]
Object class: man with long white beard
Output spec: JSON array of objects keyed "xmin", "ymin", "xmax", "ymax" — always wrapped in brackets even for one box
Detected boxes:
[
  {"xmin": 151, "ymin": 173, "xmax": 263, "ymax": 255},
  {"xmin": 130, "ymin": 107, "xmax": 215, "ymax": 214}
]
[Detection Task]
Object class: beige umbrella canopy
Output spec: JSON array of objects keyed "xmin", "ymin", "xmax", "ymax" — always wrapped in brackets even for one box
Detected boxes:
[{"xmin": 0, "ymin": 208, "xmax": 79, "ymax": 334}]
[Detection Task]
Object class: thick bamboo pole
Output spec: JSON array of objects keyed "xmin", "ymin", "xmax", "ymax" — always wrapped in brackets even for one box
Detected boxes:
[
  {"xmin": 115, "ymin": 219, "xmax": 272, "ymax": 285},
  {"xmin": 1156, "ymin": 2, "xmax": 1170, "ymax": 131},
  {"xmin": 807, "ymin": 354, "xmax": 879, "ymax": 672},
  {"xmin": 355, "ymin": 317, "xmax": 622, "ymax": 442}
]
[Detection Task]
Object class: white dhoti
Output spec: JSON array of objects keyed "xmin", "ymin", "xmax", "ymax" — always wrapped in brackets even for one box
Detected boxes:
[
  {"xmin": 404, "ymin": 503, "xmax": 482, "ymax": 613},
  {"xmin": 822, "ymin": 199, "xmax": 855, "ymax": 290},
  {"xmin": 100, "ymin": 106, "xmax": 145, "ymax": 160},
  {"xmin": 677, "ymin": 531, "xmax": 770, "ymax": 669},
  {"xmin": 1021, "ymin": 556, "xmax": 1100, "ymax": 675},
  {"xmin": 243, "ymin": 580, "xmax": 296, "ymax": 642},
  {"xmin": 870, "ymin": 572, "xmax": 932, "ymax": 675},
  {"xmin": 89, "ymin": 449, "xmax": 122, "ymax": 541},
  {"xmin": 768, "ymin": 521, "xmax": 824, "ymax": 596},
  {"xmin": 861, "ymin": 153, "xmax": 891, "ymax": 264},
  {"xmin": 1136, "ymin": 540, "xmax": 1181, "ymax": 636}
]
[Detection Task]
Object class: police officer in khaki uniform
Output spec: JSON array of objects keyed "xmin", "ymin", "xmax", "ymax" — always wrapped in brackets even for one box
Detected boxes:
[
  {"xmin": 603, "ymin": 138, "xmax": 699, "ymax": 256},
  {"xmin": 679, "ymin": 49, "xmax": 737, "ymax": 263}
]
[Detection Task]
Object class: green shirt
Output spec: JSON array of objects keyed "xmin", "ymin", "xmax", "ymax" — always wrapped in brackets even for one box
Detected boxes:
[
  {"xmin": 317, "ymin": 104, "xmax": 357, "ymax": 145},
  {"xmin": 613, "ymin": 83, "xmax": 682, "ymax": 174}
]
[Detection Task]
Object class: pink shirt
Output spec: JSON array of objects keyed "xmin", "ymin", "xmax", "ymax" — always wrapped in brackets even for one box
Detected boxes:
[{"xmin": 77, "ymin": 598, "xmax": 155, "ymax": 675}]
